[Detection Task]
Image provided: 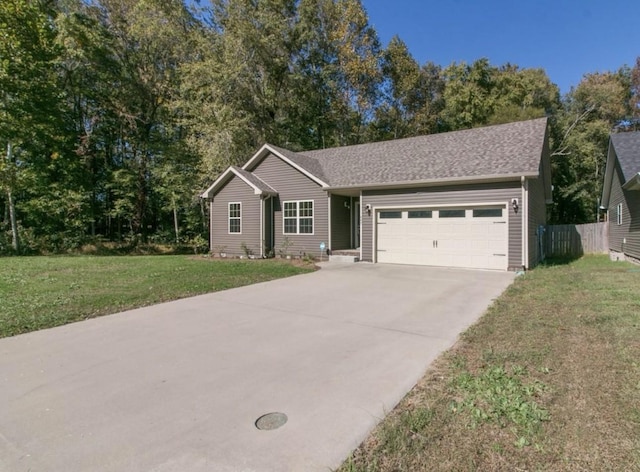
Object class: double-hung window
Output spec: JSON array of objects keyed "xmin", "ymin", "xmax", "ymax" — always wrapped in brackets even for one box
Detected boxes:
[
  {"xmin": 228, "ymin": 202, "xmax": 241, "ymax": 233},
  {"xmin": 283, "ymin": 200, "xmax": 313, "ymax": 234}
]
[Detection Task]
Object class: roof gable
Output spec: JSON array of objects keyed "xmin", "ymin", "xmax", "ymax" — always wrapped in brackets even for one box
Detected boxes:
[
  {"xmin": 611, "ymin": 132, "xmax": 640, "ymax": 183},
  {"xmin": 602, "ymin": 132, "xmax": 640, "ymax": 206},
  {"xmin": 201, "ymin": 166, "xmax": 277, "ymax": 199},
  {"xmin": 242, "ymin": 144, "xmax": 329, "ymax": 187}
]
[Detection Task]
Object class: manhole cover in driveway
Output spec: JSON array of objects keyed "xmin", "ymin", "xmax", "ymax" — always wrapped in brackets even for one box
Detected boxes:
[{"xmin": 255, "ymin": 412, "xmax": 288, "ymax": 430}]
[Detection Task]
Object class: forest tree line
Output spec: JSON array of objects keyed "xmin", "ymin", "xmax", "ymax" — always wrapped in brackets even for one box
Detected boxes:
[{"xmin": 1, "ymin": 0, "xmax": 639, "ymax": 254}]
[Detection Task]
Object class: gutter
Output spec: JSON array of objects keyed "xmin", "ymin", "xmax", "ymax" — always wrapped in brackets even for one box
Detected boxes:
[{"xmin": 326, "ymin": 173, "xmax": 535, "ymax": 192}]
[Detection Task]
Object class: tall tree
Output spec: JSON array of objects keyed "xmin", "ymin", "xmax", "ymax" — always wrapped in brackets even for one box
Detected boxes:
[
  {"xmin": 550, "ymin": 70, "xmax": 631, "ymax": 223},
  {"xmin": 372, "ymin": 36, "xmax": 444, "ymax": 140},
  {"xmin": 440, "ymin": 58, "xmax": 495, "ymax": 130},
  {"xmin": 0, "ymin": 0, "xmax": 62, "ymax": 252}
]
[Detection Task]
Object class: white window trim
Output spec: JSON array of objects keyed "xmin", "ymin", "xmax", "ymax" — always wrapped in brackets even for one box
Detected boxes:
[
  {"xmin": 228, "ymin": 202, "xmax": 242, "ymax": 234},
  {"xmin": 283, "ymin": 200, "xmax": 314, "ymax": 235},
  {"xmin": 617, "ymin": 203, "xmax": 623, "ymax": 225}
]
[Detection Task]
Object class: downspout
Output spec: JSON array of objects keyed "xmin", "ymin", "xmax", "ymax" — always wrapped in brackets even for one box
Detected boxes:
[
  {"xmin": 209, "ymin": 198, "xmax": 214, "ymax": 254},
  {"xmin": 521, "ymin": 176, "xmax": 529, "ymax": 269},
  {"xmin": 260, "ymin": 195, "xmax": 264, "ymax": 258},
  {"xmin": 327, "ymin": 193, "xmax": 332, "ymax": 252}
]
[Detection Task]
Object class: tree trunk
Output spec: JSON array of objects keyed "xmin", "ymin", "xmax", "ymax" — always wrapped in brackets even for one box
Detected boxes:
[
  {"xmin": 172, "ymin": 196, "xmax": 179, "ymax": 244},
  {"xmin": 7, "ymin": 188, "xmax": 19, "ymax": 252},
  {"xmin": 5, "ymin": 142, "xmax": 19, "ymax": 252}
]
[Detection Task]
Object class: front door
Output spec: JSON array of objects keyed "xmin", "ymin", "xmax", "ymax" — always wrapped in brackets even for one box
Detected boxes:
[{"xmin": 353, "ymin": 200, "xmax": 361, "ymax": 248}]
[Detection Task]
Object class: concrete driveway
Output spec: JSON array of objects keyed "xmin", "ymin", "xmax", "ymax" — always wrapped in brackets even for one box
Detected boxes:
[{"xmin": 0, "ymin": 263, "xmax": 514, "ymax": 472}]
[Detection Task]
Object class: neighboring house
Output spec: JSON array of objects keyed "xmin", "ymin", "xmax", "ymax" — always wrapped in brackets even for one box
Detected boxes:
[
  {"xmin": 201, "ymin": 117, "xmax": 552, "ymax": 271},
  {"xmin": 601, "ymin": 132, "xmax": 640, "ymax": 262}
]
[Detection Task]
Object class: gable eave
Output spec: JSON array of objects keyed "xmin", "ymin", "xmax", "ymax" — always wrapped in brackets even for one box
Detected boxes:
[
  {"xmin": 242, "ymin": 144, "xmax": 329, "ymax": 188},
  {"xmin": 601, "ymin": 140, "xmax": 616, "ymax": 207},
  {"xmin": 200, "ymin": 166, "xmax": 276, "ymax": 199}
]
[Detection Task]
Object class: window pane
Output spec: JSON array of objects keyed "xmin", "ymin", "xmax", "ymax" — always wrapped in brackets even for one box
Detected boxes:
[
  {"xmin": 379, "ymin": 211, "xmax": 402, "ymax": 219},
  {"xmin": 473, "ymin": 208, "xmax": 502, "ymax": 218},
  {"xmin": 299, "ymin": 201, "xmax": 313, "ymax": 217},
  {"xmin": 299, "ymin": 218, "xmax": 313, "ymax": 234},
  {"xmin": 284, "ymin": 202, "xmax": 297, "ymax": 218},
  {"xmin": 408, "ymin": 210, "xmax": 432, "ymax": 218},
  {"xmin": 229, "ymin": 203, "xmax": 241, "ymax": 218},
  {"xmin": 439, "ymin": 209, "xmax": 465, "ymax": 218},
  {"xmin": 284, "ymin": 218, "xmax": 297, "ymax": 234},
  {"xmin": 229, "ymin": 219, "xmax": 240, "ymax": 233}
]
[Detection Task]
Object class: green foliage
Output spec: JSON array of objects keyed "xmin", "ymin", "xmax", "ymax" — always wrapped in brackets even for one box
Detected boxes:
[
  {"xmin": 549, "ymin": 70, "xmax": 631, "ymax": 223},
  {"xmin": 450, "ymin": 364, "xmax": 549, "ymax": 444},
  {"xmin": 441, "ymin": 59, "xmax": 559, "ymax": 131},
  {"xmin": 0, "ymin": 0, "xmax": 636, "ymax": 247}
]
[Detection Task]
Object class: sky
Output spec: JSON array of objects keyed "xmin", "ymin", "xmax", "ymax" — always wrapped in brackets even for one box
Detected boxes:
[{"xmin": 362, "ymin": 0, "xmax": 640, "ymax": 94}]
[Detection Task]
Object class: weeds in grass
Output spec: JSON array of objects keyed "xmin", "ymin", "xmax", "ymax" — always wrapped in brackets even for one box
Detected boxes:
[
  {"xmin": 339, "ymin": 256, "xmax": 640, "ymax": 472},
  {"xmin": 450, "ymin": 364, "xmax": 549, "ymax": 446}
]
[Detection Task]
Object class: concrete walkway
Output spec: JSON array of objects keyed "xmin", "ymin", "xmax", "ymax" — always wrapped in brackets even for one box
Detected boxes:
[{"xmin": 0, "ymin": 263, "xmax": 514, "ymax": 472}]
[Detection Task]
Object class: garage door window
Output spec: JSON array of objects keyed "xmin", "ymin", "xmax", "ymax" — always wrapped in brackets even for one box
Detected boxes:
[
  {"xmin": 379, "ymin": 211, "xmax": 402, "ymax": 219},
  {"xmin": 408, "ymin": 210, "xmax": 432, "ymax": 218},
  {"xmin": 473, "ymin": 208, "xmax": 503, "ymax": 218},
  {"xmin": 439, "ymin": 209, "xmax": 465, "ymax": 218}
]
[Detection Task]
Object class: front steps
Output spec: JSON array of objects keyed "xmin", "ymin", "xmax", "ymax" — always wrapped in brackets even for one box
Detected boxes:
[{"xmin": 329, "ymin": 249, "xmax": 360, "ymax": 263}]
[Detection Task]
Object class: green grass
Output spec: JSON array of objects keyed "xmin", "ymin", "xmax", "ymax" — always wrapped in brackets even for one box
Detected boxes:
[
  {"xmin": 339, "ymin": 255, "xmax": 640, "ymax": 472},
  {"xmin": 0, "ymin": 255, "xmax": 314, "ymax": 338}
]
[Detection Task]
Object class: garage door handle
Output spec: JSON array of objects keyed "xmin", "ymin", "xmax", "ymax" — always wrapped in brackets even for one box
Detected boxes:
[
  {"xmin": 493, "ymin": 221, "xmax": 506, "ymax": 224},
  {"xmin": 493, "ymin": 254, "xmax": 506, "ymax": 256}
]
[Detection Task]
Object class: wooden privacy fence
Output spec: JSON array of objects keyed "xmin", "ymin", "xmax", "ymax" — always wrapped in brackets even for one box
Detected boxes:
[{"xmin": 544, "ymin": 222, "xmax": 609, "ymax": 257}]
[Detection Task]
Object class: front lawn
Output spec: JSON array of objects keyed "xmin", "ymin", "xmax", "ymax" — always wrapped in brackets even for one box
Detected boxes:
[
  {"xmin": 0, "ymin": 255, "xmax": 313, "ymax": 338},
  {"xmin": 340, "ymin": 256, "xmax": 640, "ymax": 471}
]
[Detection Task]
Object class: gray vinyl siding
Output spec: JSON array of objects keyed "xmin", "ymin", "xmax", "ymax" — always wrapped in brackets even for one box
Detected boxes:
[
  {"xmin": 252, "ymin": 153, "xmax": 328, "ymax": 257},
  {"xmin": 330, "ymin": 194, "xmax": 351, "ymax": 250},
  {"xmin": 361, "ymin": 181, "xmax": 523, "ymax": 269},
  {"xmin": 527, "ymin": 175, "xmax": 547, "ymax": 267},
  {"xmin": 211, "ymin": 177, "xmax": 261, "ymax": 256},
  {"xmin": 609, "ymin": 161, "xmax": 640, "ymax": 259}
]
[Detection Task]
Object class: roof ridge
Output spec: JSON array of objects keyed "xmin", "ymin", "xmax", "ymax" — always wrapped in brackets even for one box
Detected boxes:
[{"xmin": 304, "ymin": 117, "xmax": 548, "ymax": 156}]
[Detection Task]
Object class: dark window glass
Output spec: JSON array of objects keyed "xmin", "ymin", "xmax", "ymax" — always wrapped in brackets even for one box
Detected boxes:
[
  {"xmin": 408, "ymin": 210, "xmax": 432, "ymax": 218},
  {"xmin": 379, "ymin": 211, "xmax": 402, "ymax": 219},
  {"xmin": 229, "ymin": 219, "xmax": 241, "ymax": 233},
  {"xmin": 299, "ymin": 201, "xmax": 313, "ymax": 217},
  {"xmin": 284, "ymin": 219, "xmax": 297, "ymax": 234},
  {"xmin": 283, "ymin": 202, "xmax": 297, "ymax": 218},
  {"xmin": 299, "ymin": 218, "xmax": 313, "ymax": 233},
  {"xmin": 473, "ymin": 208, "xmax": 503, "ymax": 218},
  {"xmin": 439, "ymin": 209, "xmax": 465, "ymax": 218}
]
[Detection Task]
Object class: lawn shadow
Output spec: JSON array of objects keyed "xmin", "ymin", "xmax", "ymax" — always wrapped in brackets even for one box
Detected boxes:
[{"xmin": 539, "ymin": 254, "xmax": 582, "ymax": 267}]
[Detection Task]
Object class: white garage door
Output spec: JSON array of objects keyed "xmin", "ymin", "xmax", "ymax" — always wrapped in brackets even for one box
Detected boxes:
[{"xmin": 376, "ymin": 206, "xmax": 508, "ymax": 270}]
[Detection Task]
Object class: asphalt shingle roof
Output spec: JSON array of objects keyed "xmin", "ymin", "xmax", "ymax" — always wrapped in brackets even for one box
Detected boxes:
[
  {"xmin": 275, "ymin": 118, "xmax": 549, "ymax": 187},
  {"xmin": 611, "ymin": 132, "xmax": 640, "ymax": 183}
]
